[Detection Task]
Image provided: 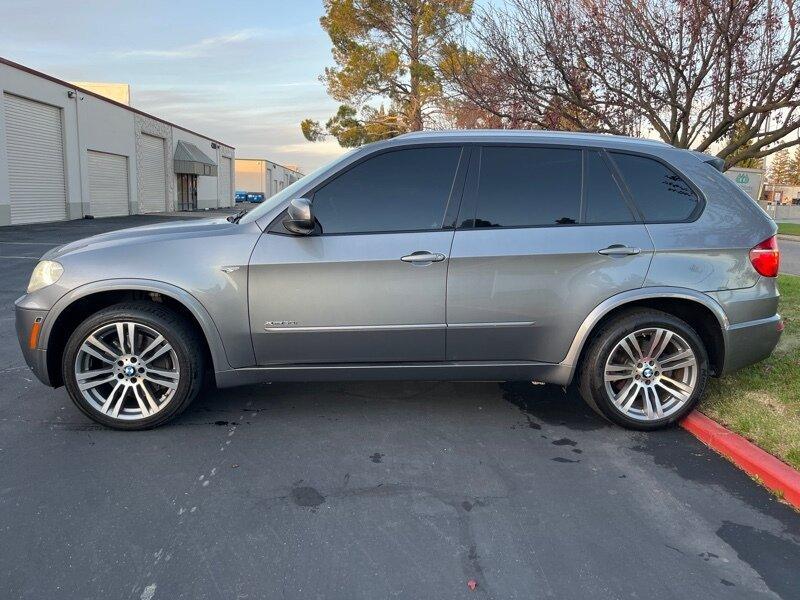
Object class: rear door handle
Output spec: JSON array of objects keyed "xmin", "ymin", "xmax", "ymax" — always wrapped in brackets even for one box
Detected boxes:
[
  {"xmin": 401, "ymin": 251, "xmax": 446, "ymax": 263},
  {"xmin": 598, "ymin": 245, "xmax": 641, "ymax": 256}
]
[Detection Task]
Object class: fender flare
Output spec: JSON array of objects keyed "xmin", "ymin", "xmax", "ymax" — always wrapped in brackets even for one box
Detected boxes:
[
  {"xmin": 40, "ymin": 278, "xmax": 231, "ymax": 372},
  {"xmin": 559, "ymin": 286, "xmax": 728, "ymax": 381}
]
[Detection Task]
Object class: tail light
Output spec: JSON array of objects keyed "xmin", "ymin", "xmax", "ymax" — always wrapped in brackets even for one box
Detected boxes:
[{"xmin": 749, "ymin": 235, "xmax": 780, "ymax": 277}]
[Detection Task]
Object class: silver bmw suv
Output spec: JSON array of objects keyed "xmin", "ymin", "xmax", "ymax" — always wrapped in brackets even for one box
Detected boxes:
[{"xmin": 15, "ymin": 131, "xmax": 782, "ymax": 430}]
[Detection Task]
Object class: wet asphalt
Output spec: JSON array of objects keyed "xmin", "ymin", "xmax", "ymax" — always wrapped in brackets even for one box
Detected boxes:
[{"xmin": 0, "ymin": 214, "xmax": 798, "ymax": 600}]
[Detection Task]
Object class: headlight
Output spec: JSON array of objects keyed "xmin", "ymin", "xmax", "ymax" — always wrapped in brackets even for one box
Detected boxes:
[{"xmin": 27, "ymin": 260, "xmax": 63, "ymax": 293}]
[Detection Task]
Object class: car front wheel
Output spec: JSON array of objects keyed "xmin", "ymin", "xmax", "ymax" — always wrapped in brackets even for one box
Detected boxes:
[
  {"xmin": 62, "ymin": 302, "xmax": 204, "ymax": 430},
  {"xmin": 578, "ymin": 309, "xmax": 709, "ymax": 430}
]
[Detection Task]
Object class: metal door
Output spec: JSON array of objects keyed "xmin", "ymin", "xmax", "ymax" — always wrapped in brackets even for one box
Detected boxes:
[
  {"xmin": 139, "ymin": 134, "xmax": 167, "ymax": 213},
  {"xmin": 249, "ymin": 231, "xmax": 454, "ymax": 365},
  {"xmin": 3, "ymin": 93, "xmax": 67, "ymax": 224},
  {"xmin": 219, "ymin": 156, "xmax": 232, "ymax": 207},
  {"xmin": 88, "ymin": 150, "xmax": 129, "ymax": 217}
]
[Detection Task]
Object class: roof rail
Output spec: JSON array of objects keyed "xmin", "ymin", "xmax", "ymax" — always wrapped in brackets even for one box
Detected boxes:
[{"xmin": 395, "ymin": 129, "xmax": 669, "ymax": 147}]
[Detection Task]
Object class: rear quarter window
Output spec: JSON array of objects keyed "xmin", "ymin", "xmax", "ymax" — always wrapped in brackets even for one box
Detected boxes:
[{"xmin": 610, "ymin": 152, "xmax": 699, "ymax": 222}]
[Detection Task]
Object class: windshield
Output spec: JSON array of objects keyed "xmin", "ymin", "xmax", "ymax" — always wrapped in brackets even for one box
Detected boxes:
[{"xmin": 239, "ymin": 149, "xmax": 359, "ymax": 224}]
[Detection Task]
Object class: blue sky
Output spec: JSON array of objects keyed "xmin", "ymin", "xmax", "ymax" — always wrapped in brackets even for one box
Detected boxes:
[{"xmin": 0, "ymin": 0, "xmax": 348, "ymax": 171}]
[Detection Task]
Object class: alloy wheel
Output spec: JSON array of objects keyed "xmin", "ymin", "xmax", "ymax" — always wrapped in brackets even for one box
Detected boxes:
[
  {"xmin": 603, "ymin": 327, "xmax": 698, "ymax": 421},
  {"xmin": 74, "ymin": 322, "xmax": 180, "ymax": 421}
]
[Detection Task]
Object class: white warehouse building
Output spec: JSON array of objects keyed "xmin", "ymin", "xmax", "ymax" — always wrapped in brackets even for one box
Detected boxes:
[
  {"xmin": 0, "ymin": 57, "xmax": 235, "ymax": 226},
  {"xmin": 235, "ymin": 158, "xmax": 303, "ymax": 198}
]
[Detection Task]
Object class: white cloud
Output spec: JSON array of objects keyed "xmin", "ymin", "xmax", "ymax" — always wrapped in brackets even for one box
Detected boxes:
[
  {"xmin": 114, "ymin": 29, "xmax": 262, "ymax": 60},
  {"xmin": 270, "ymin": 81, "xmax": 320, "ymax": 88},
  {"xmin": 274, "ymin": 139, "xmax": 348, "ymax": 158}
]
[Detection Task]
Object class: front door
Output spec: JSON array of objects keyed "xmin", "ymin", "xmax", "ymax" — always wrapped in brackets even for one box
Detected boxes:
[
  {"xmin": 177, "ymin": 174, "xmax": 197, "ymax": 211},
  {"xmin": 249, "ymin": 145, "xmax": 468, "ymax": 365},
  {"xmin": 446, "ymin": 145, "xmax": 655, "ymax": 364}
]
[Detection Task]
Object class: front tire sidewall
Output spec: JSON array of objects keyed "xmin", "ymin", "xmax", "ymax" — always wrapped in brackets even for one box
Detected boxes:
[
  {"xmin": 63, "ymin": 305, "xmax": 202, "ymax": 430},
  {"xmin": 581, "ymin": 311, "xmax": 709, "ymax": 430}
]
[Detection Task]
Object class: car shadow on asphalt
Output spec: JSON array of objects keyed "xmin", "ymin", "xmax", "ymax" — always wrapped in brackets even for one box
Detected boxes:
[{"xmin": 184, "ymin": 380, "xmax": 607, "ymax": 432}]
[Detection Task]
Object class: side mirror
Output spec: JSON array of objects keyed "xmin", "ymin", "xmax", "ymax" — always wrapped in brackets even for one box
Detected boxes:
[{"xmin": 282, "ymin": 198, "xmax": 315, "ymax": 235}]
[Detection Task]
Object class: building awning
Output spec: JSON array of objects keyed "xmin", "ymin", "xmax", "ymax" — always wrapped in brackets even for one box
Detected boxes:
[{"xmin": 174, "ymin": 141, "xmax": 217, "ymax": 176}]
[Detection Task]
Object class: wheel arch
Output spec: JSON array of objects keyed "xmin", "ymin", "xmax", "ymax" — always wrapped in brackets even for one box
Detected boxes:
[
  {"xmin": 41, "ymin": 280, "xmax": 230, "ymax": 387},
  {"xmin": 562, "ymin": 287, "xmax": 727, "ymax": 383}
]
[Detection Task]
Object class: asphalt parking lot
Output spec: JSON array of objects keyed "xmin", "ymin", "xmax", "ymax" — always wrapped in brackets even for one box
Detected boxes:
[{"xmin": 1, "ymin": 215, "xmax": 799, "ymax": 600}]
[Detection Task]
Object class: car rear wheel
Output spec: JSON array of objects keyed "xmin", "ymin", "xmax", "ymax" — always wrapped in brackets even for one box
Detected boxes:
[
  {"xmin": 578, "ymin": 309, "xmax": 708, "ymax": 430},
  {"xmin": 62, "ymin": 302, "xmax": 204, "ymax": 430}
]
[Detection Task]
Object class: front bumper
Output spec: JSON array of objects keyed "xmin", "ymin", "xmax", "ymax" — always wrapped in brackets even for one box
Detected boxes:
[
  {"xmin": 720, "ymin": 314, "xmax": 783, "ymax": 375},
  {"xmin": 15, "ymin": 301, "xmax": 52, "ymax": 386}
]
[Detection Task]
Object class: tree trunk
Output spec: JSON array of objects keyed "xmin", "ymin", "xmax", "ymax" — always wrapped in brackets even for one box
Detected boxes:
[{"xmin": 408, "ymin": 4, "xmax": 424, "ymax": 131}]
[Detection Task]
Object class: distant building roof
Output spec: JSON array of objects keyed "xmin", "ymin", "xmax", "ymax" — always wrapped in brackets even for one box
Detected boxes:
[
  {"xmin": 235, "ymin": 157, "xmax": 304, "ymax": 176},
  {"xmin": 70, "ymin": 82, "xmax": 131, "ymax": 106}
]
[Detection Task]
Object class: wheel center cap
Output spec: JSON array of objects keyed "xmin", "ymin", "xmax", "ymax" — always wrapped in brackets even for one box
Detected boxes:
[
  {"xmin": 642, "ymin": 367, "xmax": 654, "ymax": 379},
  {"xmin": 123, "ymin": 365, "xmax": 136, "ymax": 377}
]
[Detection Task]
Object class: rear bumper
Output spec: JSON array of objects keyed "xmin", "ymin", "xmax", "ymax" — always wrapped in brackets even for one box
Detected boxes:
[
  {"xmin": 720, "ymin": 314, "xmax": 782, "ymax": 375},
  {"xmin": 14, "ymin": 302, "xmax": 52, "ymax": 387}
]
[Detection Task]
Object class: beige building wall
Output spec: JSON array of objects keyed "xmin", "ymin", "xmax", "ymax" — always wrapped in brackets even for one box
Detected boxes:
[
  {"xmin": 235, "ymin": 159, "xmax": 267, "ymax": 193},
  {"xmin": 763, "ymin": 185, "xmax": 800, "ymax": 205},
  {"xmin": 235, "ymin": 158, "xmax": 303, "ymax": 197}
]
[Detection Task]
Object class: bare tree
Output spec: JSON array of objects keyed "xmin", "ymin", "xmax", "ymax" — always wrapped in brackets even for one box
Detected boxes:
[{"xmin": 444, "ymin": 0, "xmax": 800, "ymax": 168}]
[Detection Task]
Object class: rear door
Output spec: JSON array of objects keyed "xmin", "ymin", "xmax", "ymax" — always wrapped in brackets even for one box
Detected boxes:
[
  {"xmin": 249, "ymin": 145, "xmax": 468, "ymax": 365},
  {"xmin": 446, "ymin": 145, "xmax": 654, "ymax": 364}
]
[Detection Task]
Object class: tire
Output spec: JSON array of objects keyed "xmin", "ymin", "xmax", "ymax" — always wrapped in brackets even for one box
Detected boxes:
[
  {"xmin": 62, "ymin": 302, "xmax": 205, "ymax": 430},
  {"xmin": 578, "ymin": 308, "xmax": 708, "ymax": 431}
]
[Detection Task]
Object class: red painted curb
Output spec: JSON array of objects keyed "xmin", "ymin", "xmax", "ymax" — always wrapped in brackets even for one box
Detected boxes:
[{"xmin": 681, "ymin": 411, "xmax": 800, "ymax": 509}]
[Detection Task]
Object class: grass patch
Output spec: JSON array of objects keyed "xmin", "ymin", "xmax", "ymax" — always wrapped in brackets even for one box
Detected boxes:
[
  {"xmin": 701, "ymin": 274, "xmax": 800, "ymax": 470},
  {"xmin": 778, "ymin": 222, "xmax": 800, "ymax": 237}
]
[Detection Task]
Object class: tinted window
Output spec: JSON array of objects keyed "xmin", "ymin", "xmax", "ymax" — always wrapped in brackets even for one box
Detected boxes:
[
  {"xmin": 610, "ymin": 152, "xmax": 698, "ymax": 221},
  {"xmin": 472, "ymin": 147, "xmax": 581, "ymax": 228},
  {"xmin": 311, "ymin": 147, "xmax": 461, "ymax": 234},
  {"xmin": 584, "ymin": 151, "xmax": 636, "ymax": 224}
]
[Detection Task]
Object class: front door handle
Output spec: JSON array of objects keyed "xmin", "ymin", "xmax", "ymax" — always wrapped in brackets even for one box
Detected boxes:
[
  {"xmin": 598, "ymin": 245, "xmax": 641, "ymax": 257},
  {"xmin": 401, "ymin": 251, "xmax": 446, "ymax": 263}
]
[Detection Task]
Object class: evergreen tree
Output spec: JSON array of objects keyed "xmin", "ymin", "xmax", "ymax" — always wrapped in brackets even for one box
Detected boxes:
[
  {"xmin": 789, "ymin": 148, "xmax": 800, "ymax": 186},
  {"xmin": 768, "ymin": 149, "xmax": 793, "ymax": 185},
  {"xmin": 302, "ymin": 0, "xmax": 473, "ymax": 147}
]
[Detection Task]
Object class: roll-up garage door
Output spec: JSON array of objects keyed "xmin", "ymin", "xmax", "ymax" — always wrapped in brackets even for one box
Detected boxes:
[
  {"xmin": 139, "ymin": 133, "xmax": 167, "ymax": 213},
  {"xmin": 219, "ymin": 156, "xmax": 232, "ymax": 207},
  {"xmin": 3, "ymin": 93, "xmax": 67, "ymax": 224},
  {"xmin": 88, "ymin": 151, "xmax": 129, "ymax": 217}
]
